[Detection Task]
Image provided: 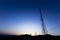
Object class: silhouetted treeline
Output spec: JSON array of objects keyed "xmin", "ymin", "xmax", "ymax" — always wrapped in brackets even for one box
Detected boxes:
[{"xmin": 0, "ymin": 34, "xmax": 60, "ymax": 40}]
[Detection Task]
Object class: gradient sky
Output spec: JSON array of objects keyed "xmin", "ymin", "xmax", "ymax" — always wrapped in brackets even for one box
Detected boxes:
[{"xmin": 0, "ymin": 0, "xmax": 60, "ymax": 35}]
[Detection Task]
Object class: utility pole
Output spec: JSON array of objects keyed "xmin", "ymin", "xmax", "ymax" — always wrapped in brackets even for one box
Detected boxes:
[
  {"xmin": 35, "ymin": 32, "xmax": 37, "ymax": 35},
  {"xmin": 39, "ymin": 9, "xmax": 48, "ymax": 35}
]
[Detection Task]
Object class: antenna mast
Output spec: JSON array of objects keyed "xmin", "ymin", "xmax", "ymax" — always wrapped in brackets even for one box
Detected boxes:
[{"xmin": 39, "ymin": 9, "xmax": 48, "ymax": 35}]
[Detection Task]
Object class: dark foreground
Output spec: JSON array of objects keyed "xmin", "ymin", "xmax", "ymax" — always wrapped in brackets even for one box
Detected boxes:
[{"xmin": 0, "ymin": 34, "xmax": 60, "ymax": 40}]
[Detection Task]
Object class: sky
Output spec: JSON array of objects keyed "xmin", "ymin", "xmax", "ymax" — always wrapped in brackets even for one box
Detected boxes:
[{"xmin": 0, "ymin": 0, "xmax": 60, "ymax": 35}]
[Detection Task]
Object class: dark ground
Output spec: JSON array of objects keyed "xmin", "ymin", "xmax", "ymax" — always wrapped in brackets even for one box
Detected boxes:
[{"xmin": 0, "ymin": 34, "xmax": 60, "ymax": 40}]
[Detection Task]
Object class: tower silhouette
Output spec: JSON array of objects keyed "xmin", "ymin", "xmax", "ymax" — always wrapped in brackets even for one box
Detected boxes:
[
  {"xmin": 39, "ymin": 9, "xmax": 48, "ymax": 35},
  {"xmin": 35, "ymin": 32, "xmax": 37, "ymax": 35}
]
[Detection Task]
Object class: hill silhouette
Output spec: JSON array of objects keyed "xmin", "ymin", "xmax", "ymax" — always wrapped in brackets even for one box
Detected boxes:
[{"xmin": 0, "ymin": 34, "xmax": 60, "ymax": 40}]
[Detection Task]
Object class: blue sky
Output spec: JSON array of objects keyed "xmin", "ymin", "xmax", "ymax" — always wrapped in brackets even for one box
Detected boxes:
[{"xmin": 0, "ymin": 0, "xmax": 60, "ymax": 35}]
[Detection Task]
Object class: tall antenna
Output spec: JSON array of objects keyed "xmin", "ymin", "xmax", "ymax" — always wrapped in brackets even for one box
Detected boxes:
[{"xmin": 39, "ymin": 9, "xmax": 48, "ymax": 35}]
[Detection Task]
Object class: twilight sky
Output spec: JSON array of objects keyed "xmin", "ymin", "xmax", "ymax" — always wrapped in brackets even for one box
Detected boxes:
[{"xmin": 0, "ymin": 0, "xmax": 60, "ymax": 35}]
